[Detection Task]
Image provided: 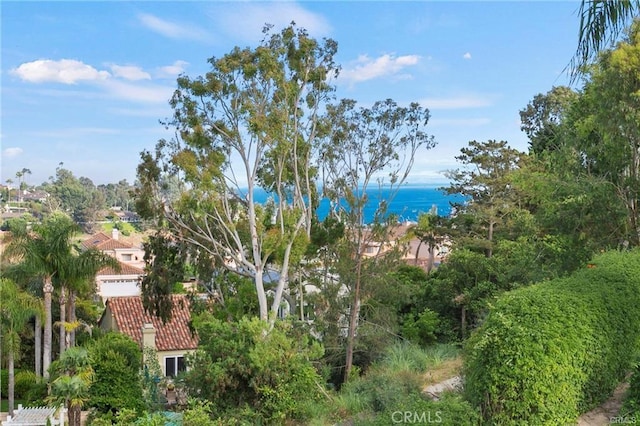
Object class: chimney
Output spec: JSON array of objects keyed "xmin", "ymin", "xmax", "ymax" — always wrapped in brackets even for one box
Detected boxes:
[
  {"xmin": 141, "ymin": 322, "xmax": 156, "ymax": 349},
  {"xmin": 112, "ymin": 228, "xmax": 119, "ymax": 240}
]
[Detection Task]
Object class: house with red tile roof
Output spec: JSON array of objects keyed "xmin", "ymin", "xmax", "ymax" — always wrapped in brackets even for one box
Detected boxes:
[
  {"xmin": 82, "ymin": 229, "xmax": 146, "ymax": 302},
  {"xmin": 98, "ymin": 295, "xmax": 198, "ymax": 377}
]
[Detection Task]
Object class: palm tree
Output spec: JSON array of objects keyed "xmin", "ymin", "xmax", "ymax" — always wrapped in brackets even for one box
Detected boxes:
[
  {"xmin": 572, "ymin": 0, "xmax": 640, "ymax": 77},
  {"xmin": 409, "ymin": 211, "xmax": 448, "ymax": 274},
  {"xmin": 48, "ymin": 347, "xmax": 94, "ymax": 426},
  {"xmin": 56, "ymin": 247, "xmax": 118, "ymax": 353},
  {"xmin": 0, "ymin": 279, "xmax": 41, "ymax": 416},
  {"xmin": 4, "ymin": 212, "xmax": 79, "ymax": 379}
]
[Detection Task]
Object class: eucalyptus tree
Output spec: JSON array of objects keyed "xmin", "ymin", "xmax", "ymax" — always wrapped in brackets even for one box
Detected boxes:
[
  {"xmin": 564, "ymin": 21, "xmax": 640, "ymax": 246},
  {"xmin": 519, "ymin": 86, "xmax": 578, "ymax": 155},
  {"xmin": 135, "ymin": 24, "xmax": 339, "ymax": 323},
  {"xmin": 0, "ymin": 279, "xmax": 41, "ymax": 416},
  {"xmin": 4, "ymin": 212, "xmax": 79, "ymax": 379},
  {"xmin": 318, "ymin": 98, "xmax": 435, "ymax": 381}
]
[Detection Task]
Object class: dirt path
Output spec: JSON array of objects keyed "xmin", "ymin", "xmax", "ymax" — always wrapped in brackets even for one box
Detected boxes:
[
  {"xmin": 421, "ymin": 366, "xmax": 630, "ymax": 426},
  {"xmin": 577, "ymin": 382, "xmax": 629, "ymax": 426}
]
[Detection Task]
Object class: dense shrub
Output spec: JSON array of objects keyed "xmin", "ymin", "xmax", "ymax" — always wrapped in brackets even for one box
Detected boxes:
[
  {"xmin": 0, "ymin": 369, "xmax": 7, "ymax": 396},
  {"xmin": 621, "ymin": 362, "xmax": 640, "ymax": 419},
  {"xmin": 465, "ymin": 250, "xmax": 640, "ymax": 425},
  {"xmin": 186, "ymin": 315, "xmax": 325, "ymax": 423},
  {"xmin": 24, "ymin": 380, "xmax": 48, "ymax": 405},
  {"xmin": 354, "ymin": 392, "xmax": 480, "ymax": 426},
  {"xmin": 87, "ymin": 332, "xmax": 145, "ymax": 415},
  {"xmin": 14, "ymin": 370, "xmax": 38, "ymax": 399}
]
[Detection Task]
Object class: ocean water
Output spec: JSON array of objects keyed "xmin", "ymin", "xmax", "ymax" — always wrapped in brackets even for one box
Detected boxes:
[{"xmin": 252, "ymin": 184, "xmax": 464, "ymax": 224}]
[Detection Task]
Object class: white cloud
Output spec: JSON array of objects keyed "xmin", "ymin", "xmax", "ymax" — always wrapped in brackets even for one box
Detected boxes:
[
  {"xmin": 463, "ymin": 52, "xmax": 472, "ymax": 59},
  {"xmin": 340, "ymin": 54, "xmax": 420, "ymax": 84},
  {"xmin": 209, "ymin": 3, "xmax": 332, "ymax": 42},
  {"xmin": 10, "ymin": 59, "xmax": 111, "ymax": 84},
  {"xmin": 420, "ymin": 95, "xmax": 494, "ymax": 110},
  {"xmin": 2, "ymin": 147, "xmax": 23, "ymax": 158},
  {"xmin": 138, "ymin": 13, "xmax": 208, "ymax": 41},
  {"xmin": 109, "ymin": 64, "xmax": 151, "ymax": 81},
  {"xmin": 157, "ymin": 60, "xmax": 189, "ymax": 78},
  {"xmin": 101, "ymin": 80, "xmax": 174, "ymax": 104}
]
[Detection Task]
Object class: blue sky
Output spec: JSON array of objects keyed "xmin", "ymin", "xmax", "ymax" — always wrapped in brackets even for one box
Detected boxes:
[{"xmin": 2, "ymin": 1, "xmax": 581, "ymax": 187}]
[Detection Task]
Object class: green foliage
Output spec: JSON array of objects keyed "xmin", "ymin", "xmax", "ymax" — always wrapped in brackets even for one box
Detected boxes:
[
  {"xmin": 621, "ymin": 362, "xmax": 640, "ymax": 418},
  {"xmin": 135, "ymin": 412, "xmax": 169, "ymax": 426},
  {"xmin": 401, "ymin": 308, "xmax": 440, "ymax": 346},
  {"xmin": 13, "ymin": 370, "xmax": 37, "ymax": 399},
  {"xmin": 41, "ymin": 165, "xmax": 107, "ymax": 230},
  {"xmin": 1, "ymin": 369, "xmax": 42, "ymax": 401},
  {"xmin": 140, "ymin": 346, "xmax": 165, "ymax": 412},
  {"xmin": 102, "ymin": 220, "xmax": 136, "ymax": 236},
  {"xmin": 87, "ymin": 332, "xmax": 145, "ymax": 415},
  {"xmin": 48, "ymin": 347, "xmax": 95, "ymax": 426},
  {"xmin": 464, "ymin": 249, "xmax": 640, "ymax": 424},
  {"xmin": 353, "ymin": 392, "xmax": 480, "ymax": 426},
  {"xmin": 332, "ymin": 341, "xmax": 476, "ymax": 425},
  {"xmin": 182, "ymin": 398, "xmax": 217, "ymax": 426},
  {"xmin": 24, "ymin": 381, "xmax": 48, "ymax": 405},
  {"xmin": 140, "ymin": 233, "xmax": 185, "ymax": 323},
  {"xmin": 186, "ymin": 315, "xmax": 325, "ymax": 423}
]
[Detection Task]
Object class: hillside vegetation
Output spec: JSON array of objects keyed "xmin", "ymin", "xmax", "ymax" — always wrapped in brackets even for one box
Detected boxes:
[{"xmin": 465, "ymin": 249, "xmax": 640, "ymax": 425}]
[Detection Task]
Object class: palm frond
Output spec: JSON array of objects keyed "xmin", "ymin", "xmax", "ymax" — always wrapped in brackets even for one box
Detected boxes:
[{"xmin": 571, "ymin": 0, "xmax": 640, "ymax": 80}]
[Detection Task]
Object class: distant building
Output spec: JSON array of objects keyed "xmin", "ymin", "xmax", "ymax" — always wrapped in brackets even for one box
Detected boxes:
[{"xmin": 82, "ymin": 229, "xmax": 146, "ymax": 301}]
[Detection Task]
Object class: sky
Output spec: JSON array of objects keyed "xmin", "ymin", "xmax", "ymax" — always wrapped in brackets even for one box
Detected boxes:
[{"xmin": 1, "ymin": 1, "xmax": 583, "ymax": 188}]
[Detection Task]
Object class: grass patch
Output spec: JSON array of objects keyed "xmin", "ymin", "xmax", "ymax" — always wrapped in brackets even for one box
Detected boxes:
[
  {"xmin": 101, "ymin": 221, "xmax": 138, "ymax": 236},
  {"xmin": 422, "ymin": 357, "xmax": 463, "ymax": 387},
  {"xmin": 1, "ymin": 400, "xmax": 26, "ymax": 412}
]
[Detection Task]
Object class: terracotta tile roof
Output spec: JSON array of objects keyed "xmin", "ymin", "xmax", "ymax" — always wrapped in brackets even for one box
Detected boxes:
[
  {"xmin": 105, "ymin": 295, "xmax": 198, "ymax": 351},
  {"xmin": 98, "ymin": 261, "xmax": 145, "ymax": 276},
  {"xmin": 82, "ymin": 232, "xmax": 133, "ymax": 250}
]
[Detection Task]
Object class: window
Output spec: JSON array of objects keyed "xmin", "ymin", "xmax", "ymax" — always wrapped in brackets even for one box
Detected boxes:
[
  {"xmin": 121, "ymin": 253, "xmax": 132, "ymax": 261},
  {"xmin": 165, "ymin": 356, "xmax": 186, "ymax": 378}
]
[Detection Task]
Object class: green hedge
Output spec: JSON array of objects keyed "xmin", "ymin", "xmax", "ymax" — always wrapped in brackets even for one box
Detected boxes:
[{"xmin": 464, "ymin": 250, "xmax": 640, "ymax": 425}]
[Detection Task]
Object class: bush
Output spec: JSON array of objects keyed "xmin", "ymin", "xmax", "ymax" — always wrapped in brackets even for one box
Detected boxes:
[
  {"xmin": 401, "ymin": 308, "xmax": 440, "ymax": 346},
  {"xmin": 24, "ymin": 380, "xmax": 48, "ymax": 405},
  {"xmin": 14, "ymin": 370, "xmax": 38, "ymax": 399},
  {"xmin": 465, "ymin": 250, "xmax": 640, "ymax": 425},
  {"xmin": 354, "ymin": 392, "xmax": 480, "ymax": 426},
  {"xmin": 621, "ymin": 362, "xmax": 640, "ymax": 418},
  {"xmin": 0, "ymin": 369, "xmax": 7, "ymax": 396},
  {"xmin": 186, "ymin": 315, "xmax": 325, "ymax": 423},
  {"xmin": 87, "ymin": 333, "xmax": 145, "ymax": 415}
]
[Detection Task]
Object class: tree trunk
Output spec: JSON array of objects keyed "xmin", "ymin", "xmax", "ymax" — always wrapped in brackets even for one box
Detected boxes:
[
  {"xmin": 344, "ymin": 253, "xmax": 364, "ymax": 383},
  {"xmin": 460, "ymin": 306, "xmax": 467, "ymax": 339},
  {"xmin": 43, "ymin": 278, "xmax": 53, "ymax": 380},
  {"xmin": 59, "ymin": 287, "xmax": 67, "ymax": 356},
  {"xmin": 67, "ymin": 290, "xmax": 76, "ymax": 348},
  {"xmin": 254, "ymin": 269, "xmax": 268, "ymax": 321},
  {"xmin": 8, "ymin": 348, "xmax": 15, "ymax": 416},
  {"xmin": 487, "ymin": 220, "xmax": 494, "ymax": 258},
  {"xmin": 35, "ymin": 315, "xmax": 42, "ymax": 377},
  {"xmin": 69, "ymin": 405, "xmax": 81, "ymax": 426},
  {"xmin": 426, "ymin": 244, "xmax": 435, "ymax": 274},
  {"xmin": 414, "ymin": 241, "xmax": 423, "ymax": 266}
]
